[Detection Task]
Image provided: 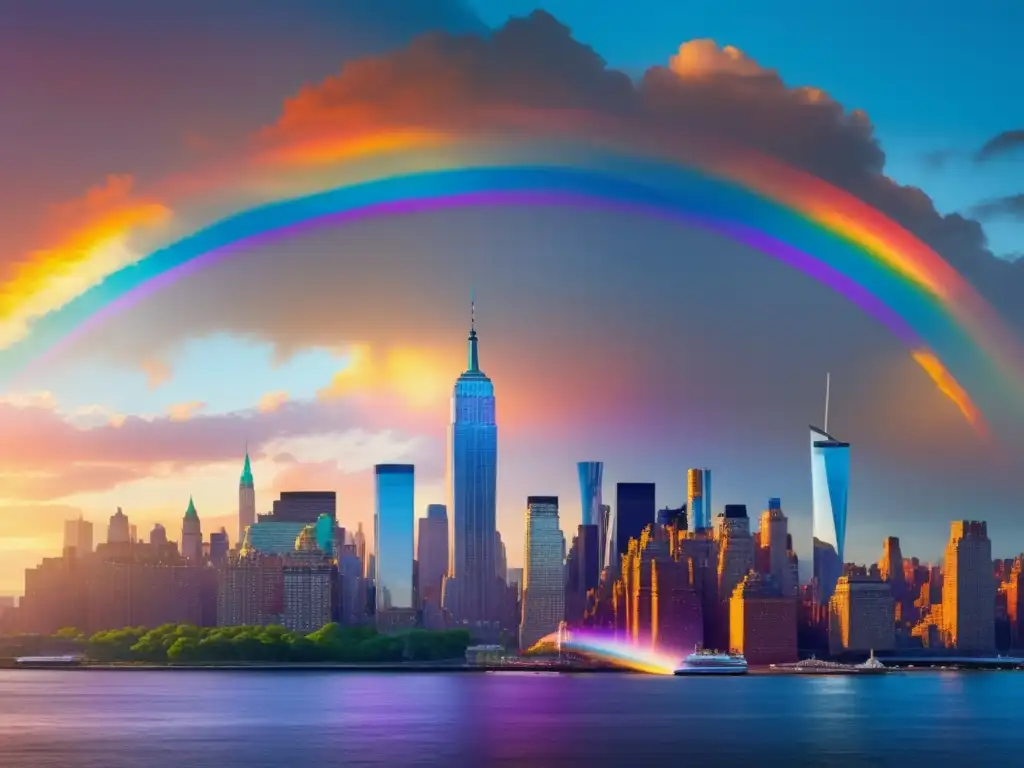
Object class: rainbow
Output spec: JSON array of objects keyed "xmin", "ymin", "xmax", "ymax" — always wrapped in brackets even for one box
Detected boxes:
[
  {"xmin": 525, "ymin": 630, "xmax": 678, "ymax": 675},
  {"xmin": 1, "ymin": 133, "xmax": 1020, "ymax": 435}
]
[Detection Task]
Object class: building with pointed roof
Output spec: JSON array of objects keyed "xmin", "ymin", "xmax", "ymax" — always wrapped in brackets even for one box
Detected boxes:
[
  {"xmin": 182, "ymin": 495, "xmax": 203, "ymax": 562},
  {"xmin": 239, "ymin": 448, "xmax": 256, "ymax": 547}
]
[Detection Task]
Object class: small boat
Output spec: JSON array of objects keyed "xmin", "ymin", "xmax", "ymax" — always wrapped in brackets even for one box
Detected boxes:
[
  {"xmin": 853, "ymin": 650, "xmax": 888, "ymax": 674},
  {"xmin": 674, "ymin": 647, "xmax": 748, "ymax": 676}
]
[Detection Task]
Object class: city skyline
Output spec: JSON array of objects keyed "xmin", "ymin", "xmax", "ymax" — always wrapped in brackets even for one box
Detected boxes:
[{"xmin": 2, "ymin": 4, "xmax": 1024, "ymax": 597}]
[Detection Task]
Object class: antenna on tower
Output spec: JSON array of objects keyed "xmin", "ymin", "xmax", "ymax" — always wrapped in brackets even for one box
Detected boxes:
[
  {"xmin": 470, "ymin": 285, "xmax": 476, "ymax": 333},
  {"xmin": 824, "ymin": 372, "xmax": 831, "ymax": 434}
]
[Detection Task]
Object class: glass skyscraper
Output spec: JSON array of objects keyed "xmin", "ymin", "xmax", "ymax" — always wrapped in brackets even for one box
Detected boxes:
[
  {"xmin": 520, "ymin": 496, "xmax": 564, "ymax": 650},
  {"xmin": 447, "ymin": 303, "xmax": 498, "ymax": 623},
  {"xmin": 374, "ymin": 464, "xmax": 415, "ymax": 614},
  {"xmin": 687, "ymin": 468, "xmax": 712, "ymax": 531},
  {"xmin": 810, "ymin": 426, "xmax": 850, "ymax": 604},
  {"xmin": 577, "ymin": 461, "xmax": 604, "ymax": 570}
]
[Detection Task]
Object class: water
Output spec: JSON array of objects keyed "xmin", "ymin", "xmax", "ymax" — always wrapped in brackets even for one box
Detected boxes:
[{"xmin": 0, "ymin": 669, "xmax": 1019, "ymax": 766}]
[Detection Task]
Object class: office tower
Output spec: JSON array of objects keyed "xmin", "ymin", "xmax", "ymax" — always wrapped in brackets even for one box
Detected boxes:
[
  {"xmin": 599, "ymin": 504, "xmax": 612, "ymax": 572},
  {"xmin": 657, "ymin": 506, "xmax": 687, "ymax": 531},
  {"xmin": 447, "ymin": 300, "xmax": 498, "ymax": 624},
  {"xmin": 879, "ymin": 536, "xmax": 908, "ymax": 621},
  {"xmin": 107, "ymin": 507, "xmax": 130, "ymax": 544},
  {"xmin": 281, "ymin": 526, "xmax": 336, "ymax": 633},
  {"xmin": 150, "ymin": 523, "xmax": 168, "ymax": 547},
  {"xmin": 614, "ymin": 483, "xmax": 656, "ymax": 565},
  {"xmin": 266, "ymin": 491, "xmax": 337, "ymax": 524},
  {"xmin": 520, "ymin": 496, "xmax": 564, "ymax": 650},
  {"xmin": 565, "ymin": 524, "xmax": 600, "ymax": 624},
  {"xmin": 716, "ymin": 504, "xmax": 755, "ymax": 647},
  {"xmin": 810, "ymin": 425, "xmax": 850, "ymax": 604},
  {"xmin": 785, "ymin": 533, "xmax": 800, "ymax": 599},
  {"xmin": 495, "ymin": 530, "xmax": 508, "ymax": 580},
  {"xmin": 63, "ymin": 516, "xmax": 93, "ymax": 558},
  {"xmin": 218, "ymin": 552, "xmax": 285, "ymax": 627},
  {"xmin": 129, "ymin": 524, "xmax": 138, "ymax": 543},
  {"xmin": 687, "ymin": 469, "xmax": 712, "ymax": 531},
  {"xmin": 338, "ymin": 544, "xmax": 365, "ymax": 626},
  {"xmin": 181, "ymin": 496, "xmax": 203, "ymax": 562},
  {"xmin": 507, "ymin": 567, "xmax": 524, "ymax": 603},
  {"xmin": 209, "ymin": 528, "xmax": 230, "ymax": 566},
  {"xmin": 730, "ymin": 572, "xmax": 797, "ymax": 664},
  {"xmin": 577, "ymin": 461, "xmax": 603, "ymax": 534},
  {"xmin": 241, "ymin": 521, "xmax": 309, "ymax": 555},
  {"xmin": 828, "ymin": 575, "xmax": 895, "ymax": 655},
  {"xmin": 1005, "ymin": 558, "xmax": 1024, "ymax": 649},
  {"xmin": 942, "ymin": 521, "xmax": 995, "ymax": 651},
  {"xmin": 375, "ymin": 464, "xmax": 416, "ymax": 629},
  {"xmin": 417, "ymin": 504, "xmax": 449, "ymax": 608},
  {"xmin": 239, "ymin": 449, "xmax": 256, "ymax": 545},
  {"xmin": 354, "ymin": 522, "xmax": 367, "ymax": 576},
  {"xmin": 759, "ymin": 499, "xmax": 793, "ymax": 597}
]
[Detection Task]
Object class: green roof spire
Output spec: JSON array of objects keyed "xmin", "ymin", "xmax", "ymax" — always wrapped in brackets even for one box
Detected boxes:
[
  {"xmin": 240, "ymin": 447, "xmax": 254, "ymax": 488},
  {"xmin": 185, "ymin": 495, "xmax": 198, "ymax": 519}
]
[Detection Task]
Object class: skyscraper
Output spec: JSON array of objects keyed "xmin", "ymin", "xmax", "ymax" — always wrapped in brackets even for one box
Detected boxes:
[
  {"xmin": 209, "ymin": 528, "xmax": 229, "ymax": 566},
  {"xmin": 447, "ymin": 300, "xmax": 498, "ymax": 623},
  {"xmin": 266, "ymin": 492, "xmax": 337, "ymax": 524},
  {"xmin": 374, "ymin": 464, "xmax": 415, "ymax": 625},
  {"xmin": 417, "ymin": 504, "xmax": 449, "ymax": 608},
  {"xmin": 239, "ymin": 449, "xmax": 256, "ymax": 546},
  {"xmin": 181, "ymin": 496, "xmax": 203, "ymax": 562},
  {"xmin": 942, "ymin": 520, "xmax": 995, "ymax": 651},
  {"xmin": 810, "ymin": 425, "xmax": 850, "ymax": 604},
  {"xmin": 150, "ymin": 523, "xmax": 168, "ymax": 547},
  {"xmin": 577, "ymin": 461, "xmax": 604, "ymax": 574},
  {"xmin": 107, "ymin": 508, "xmax": 130, "ymax": 544},
  {"xmin": 63, "ymin": 516, "xmax": 93, "ymax": 558},
  {"xmin": 353, "ymin": 522, "xmax": 367, "ymax": 577},
  {"xmin": 520, "ymin": 496, "xmax": 564, "ymax": 650},
  {"xmin": 687, "ymin": 469, "xmax": 712, "ymax": 531},
  {"xmin": 759, "ymin": 498, "xmax": 793, "ymax": 597},
  {"xmin": 614, "ymin": 483, "xmax": 656, "ymax": 564}
]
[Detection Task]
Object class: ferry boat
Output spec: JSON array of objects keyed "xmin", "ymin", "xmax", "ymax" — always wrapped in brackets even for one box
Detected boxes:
[
  {"xmin": 674, "ymin": 647, "xmax": 748, "ymax": 675},
  {"xmin": 769, "ymin": 650, "xmax": 888, "ymax": 675}
]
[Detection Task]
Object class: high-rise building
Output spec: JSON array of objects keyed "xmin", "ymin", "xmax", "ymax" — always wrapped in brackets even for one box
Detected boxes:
[
  {"xmin": 107, "ymin": 508, "xmax": 130, "ymax": 544},
  {"xmin": 828, "ymin": 575, "xmax": 895, "ymax": 655},
  {"xmin": 353, "ymin": 522, "xmax": 367, "ymax": 577},
  {"xmin": 417, "ymin": 504, "xmax": 449, "ymax": 609},
  {"xmin": 282, "ymin": 526, "xmax": 336, "ymax": 633},
  {"xmin": 374, "ymin": 464, "xmax": 415, "ymax": 626},
  {"xmin": 730, "ymin": 572, "xmax": 797, "ymax": 664},
  {"xmin": 942, "ymin": 520, "xmax": 995, "ymax": 651},
  {"xmin": 810, "ymin": 425, "xmax": 850, "ymax": 604},
  {"xmin": 150, "ymin": 523, "xmax": 168, "ymax": 548},
  {"xmin": 181, "ymin": 496, "xmax": 203, "ymax": 563},
  {"xmin": 218, "ymin": 552, "xmax": 285, "ymax": 627},
  {"xmin": 520, "ymin": 496, "xmax": 564, "ymax": 650},
  {"xmin": 265, "ymin": 491, "xmax": 337, "ymax": 524},
  {"xmin": 759, "ymin": 499, "xmax": 793, "ymax": 597},
  {"xmin": 577, "ymin": 461, "xmax": 603, "ymax": 526},
  {"xmin": 210, "ymin": 528, "xmax": 230, "ymax": 566},
  {"xmin": 687, "ymin": 469, "xmax": 712, "ymax": 531},
  {"xmin": 716, "ymin": 504, "xmax": 755, "ymax": 647},
  {"xmin": 614, "ymin": 483, "xmax": 655, "ymax": 566},
  {"xmin": 63, "ymin": 516, "xmax": 93, "ymax": 558},
  {"xmin": 239, "ymin": 450, "xmax": 256, "ymax": 546},
  {"xmin": 447, "ymin": 301, "xmax": 498, "ymax": 624},
  {"xmin": 507, "ymin": 567, "xmax": 524, "ymax": 603},
  {"xmin": 599, "ymin": 504, "xmax": 612, "ymax": 572},
  {"xmin": 1005, "ymin": 557, "xmax": 1024, "ymax": 649}
]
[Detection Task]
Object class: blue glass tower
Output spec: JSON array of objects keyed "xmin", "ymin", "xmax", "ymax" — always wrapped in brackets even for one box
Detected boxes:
[
  {"xmin": 374, "ymin": 464, "xmax": 415, "ymax": 613},
  {"xmin": 447, "ymin": 300, "xmax": 498, "ymax": 623},
  {"xmin": 577, "ymin": 462, "xmax": 604, "ymax": 527},
  {"xmin": 810, "ymin": 425, "xmax": 850, "ymax": 604}
]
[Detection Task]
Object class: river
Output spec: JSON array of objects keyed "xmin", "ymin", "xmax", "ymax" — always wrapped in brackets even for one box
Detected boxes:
[{"xmin": 0, "ymin": 669, "xmax": 1018, "ymax": 766}]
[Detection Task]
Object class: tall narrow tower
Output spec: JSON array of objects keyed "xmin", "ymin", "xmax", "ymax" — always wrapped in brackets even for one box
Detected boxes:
[
  {"xmin": 239, "ymin": 449, "xmax": 256, "ymax": 546},
  {"xmin": 181, "ymin": 496, "xmax": 203, "ymax": 562},
  {"xmin": 446, "ymin": 296, "xmax": 498, "ymax": 623}
]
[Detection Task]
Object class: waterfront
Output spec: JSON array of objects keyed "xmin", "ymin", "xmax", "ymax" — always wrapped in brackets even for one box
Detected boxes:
[{"xmin": 1, "ymin": 671, "xmax": 1022, "ymax": 766}]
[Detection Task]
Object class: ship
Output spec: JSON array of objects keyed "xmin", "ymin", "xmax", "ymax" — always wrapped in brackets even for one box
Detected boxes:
[
  {"xmin": 769, "ymin": 650, "xmax": 888, "ymax": 675},
  {"xmin": 674, "ymin": 647, "xmax": 748, "ymax": 675}
]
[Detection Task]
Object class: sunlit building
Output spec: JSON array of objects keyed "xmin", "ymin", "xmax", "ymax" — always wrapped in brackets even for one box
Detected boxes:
[
  {"xmin": 181, "ymin": 496, "xmax": 203, "ymax": 563},
  {"xmin": 758, "ymin": 499, "xmax": 793, "ymax": 597},
  {"xmin": 942, "ymin": 520, "xmax": 995, "ymax": 651},
  {"xmin": 520, "ymin": 496, "xmax": 564, "ymax": 650},
  {"xmin": 828, "ymin": 575, "xmax": 894, "ymax": 655},
  {"xmin": 149, "ymin": 523, "xmax": 168, "ymax": 548},
  {"xmin": 730, "ymin": 572, "xmax": 797, "ymax": 664},
  {"xmin": 63, "ymin": 516, "xmax": 93, "ymax": 558},
  {"xmin": 447, "ymin": 302, "xmax": 499, "ymax": 624},
  {"xmin": 374, "ymin": 464, "xmax": 416, "ymax": 630},
  {"xmin": 417, "ymin": 504, "xmax": 449, "ymax": 609},
  {"xmin": 810, "ymin": 426, "xmax": 850, "ymax": 605},
  {"xmin": 687, "ymin": 469, "xmax": 712, "ymax": 532},
  {"xmin": 107, "ymin": 507, "xmax": 130, "ymax": 545}
]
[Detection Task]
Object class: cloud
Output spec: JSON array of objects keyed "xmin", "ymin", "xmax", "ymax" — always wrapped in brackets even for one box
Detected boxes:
[
  {"xmin": 141, "ymin": 358, "xmax": 172, "ymax": 389},
  {"xmin": 258, "ymin": 390, "xmax": 289, "ymax": 413},
  {"xmin": 921, "ymin": 149, "xmax": 956, "ymax": 171},
  {"xmin": 975, "ymin": 129, "xmax": 1024, "ymax": 162},
  {"xmin": 969, "ymin": 194, "xmax": 1024, "ymax": 222},
  {"xmin": 317, "ymin": 345, "xmax": 455, "ymax": 410},
  {"xmin": 167, "ymin": 401, "xmax": 207, "ymax": 422}
]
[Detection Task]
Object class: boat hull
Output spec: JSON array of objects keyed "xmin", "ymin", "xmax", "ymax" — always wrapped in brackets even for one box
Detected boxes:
[{"xmin": 674, "ymin": 666, "xmax": 748, "ymax": 676}]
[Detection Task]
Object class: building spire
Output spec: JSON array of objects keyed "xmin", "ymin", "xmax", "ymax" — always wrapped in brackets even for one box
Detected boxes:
[
  {"xmin": 467, "ymin": 288, "xmax": 479, "ymax": 372},
  {"xmin": 240, "ymin": 443, "xmax": 254, "ymax": 487}
]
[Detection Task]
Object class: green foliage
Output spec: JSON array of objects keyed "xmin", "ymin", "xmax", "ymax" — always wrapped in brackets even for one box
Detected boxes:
[{"xmin": 12, "ymin": 622, "xmax": 477, "ymax": 664}]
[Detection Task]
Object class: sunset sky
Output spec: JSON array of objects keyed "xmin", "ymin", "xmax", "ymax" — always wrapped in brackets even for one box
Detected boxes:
[{"xmin": 1, "ymin": 0, "xmax": 1022, "ymax": 595}]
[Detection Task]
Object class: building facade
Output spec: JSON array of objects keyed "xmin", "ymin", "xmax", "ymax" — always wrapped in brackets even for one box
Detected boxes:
[
  {"xmin": 614, "ymin": 483, "xmax": 656, "ymax": 566},
  {"xmin": 417, "ymin": 504, "xmax": 449, "ymax": 609},
  {"xmin": 828, "ymin": 575, "xmax": 895, "ymax": 655},
  {"xmin": 687, "ymin": 469, "xmax": 712, "ymax": 532},
  {"xmin": 810, "ymin": 426, "xmax": 850, "ymax": 605},
  {"xmin": 63, "ymin": 516, "xmax": 93, "ymax": 558},
  {"xmin": 239, "ymin": 450, "xmax": 256, "ymax": 546},
  {"xmin": 181, "ymin": 496, "xmax": 203, "ymax": 563},
  {"xmin": 374, "ymin": 464, "xmax": 415, "ymax": 619},
  {"xmin": 447, "ymin": 305, "xmax": 499, "ymax": 624},
  {"xmin": 730, "ymin": 572, "xmax": 797, "ymax": 664},
  {"xmin": 520, "ymin": 496, "xmax": 564, "ymax": 650},
  {"xmin": 942, "ymin": 520, "xmax": 995, "ymax": 651}
]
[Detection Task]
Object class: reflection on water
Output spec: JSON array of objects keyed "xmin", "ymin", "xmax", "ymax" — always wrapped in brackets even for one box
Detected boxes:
[{"xmin": 0, "ymin": 670, "xmax": 1021, "ymax": 767}]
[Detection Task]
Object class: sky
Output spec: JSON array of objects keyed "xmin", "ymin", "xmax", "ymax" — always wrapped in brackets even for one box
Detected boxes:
[{"xmin": 1, "ymin": 0, "xmax": 1022, "ymax": 595}]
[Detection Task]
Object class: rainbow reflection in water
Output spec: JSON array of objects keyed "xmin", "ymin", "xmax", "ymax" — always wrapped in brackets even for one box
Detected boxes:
[{"xmin": 525, "ymin": 631, "xmax": 679, "ymax": 676}]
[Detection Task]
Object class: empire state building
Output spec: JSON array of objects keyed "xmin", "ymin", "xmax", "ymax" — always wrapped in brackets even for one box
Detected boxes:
[{"xmin": 445, "ymin": 302, "xmax": 498, "ymax": 624}]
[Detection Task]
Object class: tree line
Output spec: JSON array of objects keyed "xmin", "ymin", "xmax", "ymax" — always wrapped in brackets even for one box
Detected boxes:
[{"xmin": 1, "ymin": 624, "xmax": 473, "ymax": 664}]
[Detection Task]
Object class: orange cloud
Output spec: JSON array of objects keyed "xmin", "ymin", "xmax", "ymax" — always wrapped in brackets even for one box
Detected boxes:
[
  {"xmin": 258, "ymin": 390, "xmax": 289, "ymax": 413},
  {"xmin": 318, "ymin": 345, "xmax": 457, "ymax": 411},
  {"xmin": 141, "ymin": 358, "xmax": 172, "ymax": 389},
  {"xmin": 167, "ymin": 401, "xmax": 206, "ymax": 422},
  {"xmin": 0, "ymin": 175, "xmax": 171, "ymax": 349}
]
